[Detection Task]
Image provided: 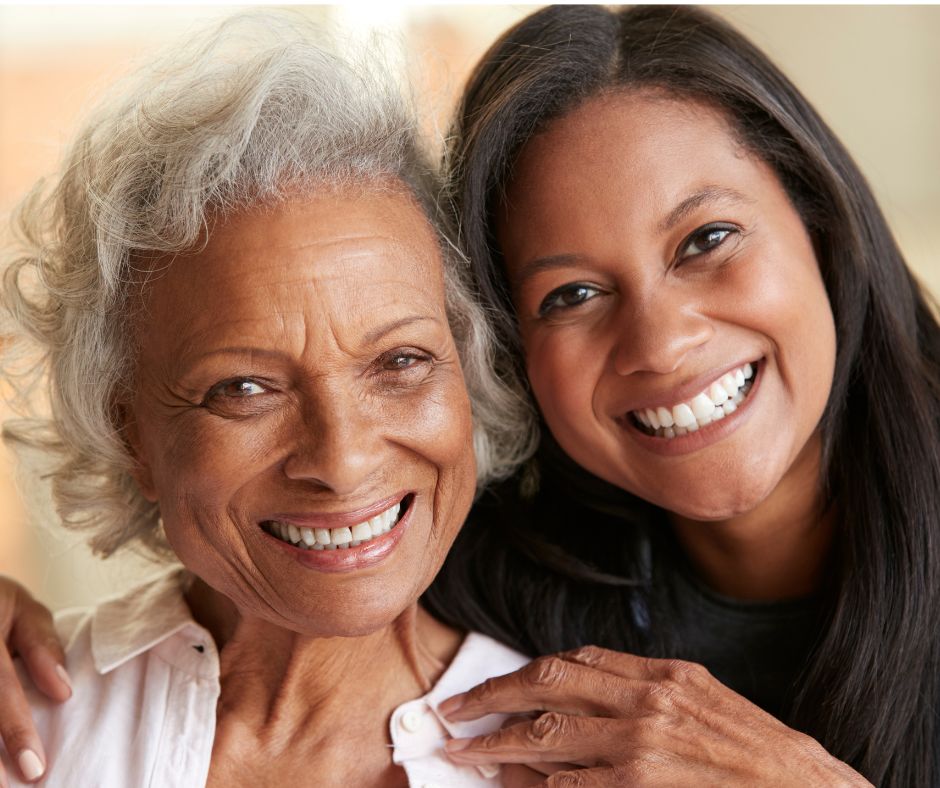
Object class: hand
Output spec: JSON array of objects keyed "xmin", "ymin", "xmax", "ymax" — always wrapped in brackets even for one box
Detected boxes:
[
  {"xmin": 0, "ymin": 576, "xmax": 70, "ymax": 786},
  {"xmin": 438, "ymin": 646, "xmax": 872, "ymax": 787}
]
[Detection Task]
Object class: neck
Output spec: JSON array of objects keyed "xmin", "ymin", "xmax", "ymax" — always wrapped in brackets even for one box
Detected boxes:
[
  {"xmin": 670, "ymin": 435, "xmax": 835, "ymax": 601},
  {"xmin": 185, "ymin": 578, "xmax": 461, "ymax": 756}
]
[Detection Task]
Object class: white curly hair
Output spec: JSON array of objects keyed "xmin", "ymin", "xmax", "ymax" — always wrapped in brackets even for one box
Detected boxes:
[{"xmin": 1, "ymin": 12, "xmax": 536, "ymax": 559}]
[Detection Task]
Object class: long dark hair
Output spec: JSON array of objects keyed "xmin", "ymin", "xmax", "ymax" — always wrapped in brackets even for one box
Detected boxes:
[{"xmin": 424, "ymin": 6, "xmax": 940, "ymax": 785}]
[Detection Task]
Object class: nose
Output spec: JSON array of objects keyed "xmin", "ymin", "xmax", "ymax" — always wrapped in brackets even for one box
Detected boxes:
[
  {"xmin": 282, "ymin": 387, "xmax": 387, "ymax": 496},
  {"xmin": 611, "ymin": 292, "xmax": 714, "ymax": 377}
]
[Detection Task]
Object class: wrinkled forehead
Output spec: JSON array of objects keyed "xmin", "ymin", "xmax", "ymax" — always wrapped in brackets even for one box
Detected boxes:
[{"xmin": 128, "ymin": 185, "xmax": 450, "ymax": 365}]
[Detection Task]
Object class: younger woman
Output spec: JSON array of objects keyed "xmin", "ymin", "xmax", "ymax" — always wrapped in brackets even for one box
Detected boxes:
[{"xmin": 426, "ymin": 6, "xmax": 940, "ymax": 786}]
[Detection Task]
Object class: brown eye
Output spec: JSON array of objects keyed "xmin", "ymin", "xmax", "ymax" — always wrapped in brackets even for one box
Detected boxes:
[
  {"xmin": 679, "ymin": 222, "xmax": 737, "ymax": 259},
  {"xmin": 202, "ymin": 378, "xmax": 268, "ymax": 407},
  {"xmin": 384, "ymin": 353, "xmax": 420, "ymax": 370},
  {"xmin": 538, "ymin": 283, "xmax": 603, "ymax": 317},
  {"xmin": 376, "ymin": 348, "xmax": 434, "ymax": 377},
  {"xmin": 219, "ymin": 379, "xmax": 266, "ymax": 397}
]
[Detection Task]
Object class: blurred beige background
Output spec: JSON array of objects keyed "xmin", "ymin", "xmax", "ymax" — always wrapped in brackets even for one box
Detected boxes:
[{"xmin": 1, "ymin": 5, "xmax": 938, "ymax": 611}]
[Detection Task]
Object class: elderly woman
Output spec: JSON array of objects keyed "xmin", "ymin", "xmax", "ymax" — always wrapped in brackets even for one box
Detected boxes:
[{"xmin": 0, "ymin": 16, "xmax": 535, "ymax": 788}]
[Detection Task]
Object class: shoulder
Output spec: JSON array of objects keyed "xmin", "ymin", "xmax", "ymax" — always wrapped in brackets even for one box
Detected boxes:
[{"xmin": 1, "ymin": 569, "xmax": 219, "ymax": 788}]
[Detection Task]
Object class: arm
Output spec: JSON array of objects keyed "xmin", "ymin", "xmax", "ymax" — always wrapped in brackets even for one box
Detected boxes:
[
  {"xmin": 0, "ymin": 577, "xmax": 71, "ymax": 786},
  {"xmin": 439, "ymin": 646, "xmax": 872, "ymax": 788}
]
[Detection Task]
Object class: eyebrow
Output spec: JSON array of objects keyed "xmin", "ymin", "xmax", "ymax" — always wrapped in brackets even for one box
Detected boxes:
[
  {"xmin": 513, "ymin": 186, "xmax": 752, "ymax": 287},
  {"xmin": 658, "ymin": 186, "xmax": 752, "ymax": 233},
  {"xmin": 181, "ymin": 316, "xmax": 437, "ymax": 368},
  {"xmin": 361, "ymin": 315, "xmax": 437, "ymax": 345}
]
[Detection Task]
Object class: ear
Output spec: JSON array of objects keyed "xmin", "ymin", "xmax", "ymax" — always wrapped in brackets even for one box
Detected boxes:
[{"xmin": 117, "ymin": 402, "xmax": 158, "ymax": 502}]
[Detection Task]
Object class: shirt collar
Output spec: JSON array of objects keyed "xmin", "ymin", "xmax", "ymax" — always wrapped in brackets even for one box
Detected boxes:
[
  {"xmin": 91, "ymin": 566, "xmax": 196, "ymax": 674},
  {"xmin": 424, "ymin": 632, "xmax": 530, "ymax": 740}
]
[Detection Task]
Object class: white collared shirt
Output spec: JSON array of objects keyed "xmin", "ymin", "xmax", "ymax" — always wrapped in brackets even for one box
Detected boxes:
[{"xmin": 1, "ymin": 570, "xmax": 529, "ymax": 787}]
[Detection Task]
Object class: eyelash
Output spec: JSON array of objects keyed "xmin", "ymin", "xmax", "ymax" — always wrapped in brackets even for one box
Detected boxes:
[
  {"xmin": 202, "ymin": 378, "xmax": 270, "ymax": 406},
  {"xmin": 677, "ymin": 222, "xmax": 738, "ymax": 260},
  {"xmin": 538, "ymin": 284, "xmax": 604, "ymax": 317},
  {"xmin": 375, "ymin": 349, "xmax": 434, "ymax": 378}
]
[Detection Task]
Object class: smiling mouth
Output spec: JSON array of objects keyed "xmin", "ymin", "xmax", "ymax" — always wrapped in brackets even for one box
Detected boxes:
[
  {"xmin": 629, "ymin": 361, "xmax": 758, "ymax": 438},
  {"xmin": 262, "ymin": 495, "xmax": 412, "ymax": 550}
]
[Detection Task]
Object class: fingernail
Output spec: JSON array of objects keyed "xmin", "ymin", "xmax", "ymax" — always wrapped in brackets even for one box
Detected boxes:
[
  {"xmin": 437, "ymin": 694, "xmax": 466, "ymax": 718},
  {"xmin": 444, "ymin": 737, "xmax": 473, "ymax": 753},
  {"xmin": 56, "ymin": 664, "xmax": 73, "ymax": 696},
  {"xmin": 18, "ymin": 749, "xmax": 44, "ymax": 781}
]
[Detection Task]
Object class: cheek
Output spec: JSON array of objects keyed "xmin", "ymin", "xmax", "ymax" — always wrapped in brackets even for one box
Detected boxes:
[
  {"xmin": 734, "ymin": 249, "xmax": 836, "ymax": 406},
  {"xmin": 524, "ymin": 330, "xmax": 602, "ymax": 435},
  {"xmin": 395, "ymin": 375, "xmax": 477, "ymax": 509}
]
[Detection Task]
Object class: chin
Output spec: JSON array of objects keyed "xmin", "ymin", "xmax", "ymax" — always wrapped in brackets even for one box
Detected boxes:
[{"xmin": 653, "ymin": 474, "xmax": 778, "ymax": 522}]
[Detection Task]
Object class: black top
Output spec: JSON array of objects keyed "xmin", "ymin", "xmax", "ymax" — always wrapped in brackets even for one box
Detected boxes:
[{"xmin": 666, "ymin": 564, "xmax": 821, "ymax": 718}]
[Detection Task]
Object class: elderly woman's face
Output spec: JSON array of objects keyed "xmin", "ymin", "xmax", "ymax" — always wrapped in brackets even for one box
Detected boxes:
[{"xmin": 126, "ymin": 187, "xmax": 476, "ymax": 636}]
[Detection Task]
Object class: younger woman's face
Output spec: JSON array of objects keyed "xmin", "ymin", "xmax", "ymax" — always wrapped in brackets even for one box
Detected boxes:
[{"xmin": 497, "ymin": 91, "xmax": 836, "ymax": 521}]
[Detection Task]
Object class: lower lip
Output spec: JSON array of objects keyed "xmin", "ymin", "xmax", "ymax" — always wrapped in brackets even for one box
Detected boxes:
[
  {"xmin": 626, "ymin": 362, "xmax": 763, "ymax": 457},
  {"xmin": 261, "ymin": 500, "xmax": 413, "ymax": 573}
]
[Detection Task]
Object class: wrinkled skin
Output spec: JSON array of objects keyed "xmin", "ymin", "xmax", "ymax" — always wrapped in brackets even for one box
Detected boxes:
[{"xmin": 440, "ymin": 647, "xmax": 871, "ymax": 787}]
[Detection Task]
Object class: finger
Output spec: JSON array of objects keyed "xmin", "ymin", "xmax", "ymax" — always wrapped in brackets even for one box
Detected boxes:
[
  {"xmin": 0, "ymin": 648, "xmax": 47, "ymax": 783},
  {"xmin": 561, "ymin": 646, "xmax": 712, "ymax": 690},
  {"xmin": 445, "ymin": 712, "xmax": 633, "ymax": 766},
  {"xmin": 1, "ymin": 758, "xmax": 9, "ymax": 788},
  {"xmin": 439, "ymin": 655, "xmax": 648, "ymax": 721},
  {"xmin": 10, "ymin": 596, "xmax": 70, "ymax": 702}
]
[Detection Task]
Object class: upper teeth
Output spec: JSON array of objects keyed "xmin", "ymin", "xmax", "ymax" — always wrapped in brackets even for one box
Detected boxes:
[
  {"xmin": 632, "ymin": 362, "xmax": 754, "ymax": 438},
  {"xmin": 266, "ymin": 502, "xmax": 402, "ymax": 550}
]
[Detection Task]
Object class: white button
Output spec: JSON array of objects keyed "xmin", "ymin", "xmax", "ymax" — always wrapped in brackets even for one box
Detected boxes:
[
  {"xmin": 421, "ymin": 783, "xmax": 442, "ymax": 788},
  {"xmin": 477, "ymin": 763, "xmax": 500, "ymax": 779},
  {"xmin": 400, "ymin": 709, "xmax": 424, "ymax": 733}
]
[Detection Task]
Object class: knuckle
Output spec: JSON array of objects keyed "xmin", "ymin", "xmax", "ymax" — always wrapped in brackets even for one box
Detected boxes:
[
  {"xmin": 662, "ymin": 658, "xmax": 706, "ymax": 684},
  {"xmin": 642, "ymin": 679, "xmax": 678, "ymax": 714},
  {"xmin": 565, "ymin": 645, "xmax": 604, "ymax": 666},
  {"xmin": 528, "ymin": 711, "xmax": 569, "ymax": 746},
  {"xmin": 470, "ymin": 676, "xmax": 500, "ymax": 704},
  {"xmin": 528, "ymin": 656, "xmax": 570, "ymax": 689},
  {"xmin": 546, "ymin": 770, "xmax": 591, "ymax": 788}
]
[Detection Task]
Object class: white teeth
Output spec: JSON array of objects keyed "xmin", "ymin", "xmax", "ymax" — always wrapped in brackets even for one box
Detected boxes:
[
  {"xmin": 690, "ymin": 393, "xmax": 715, "ymax": 422},
  {"xmin": 707, "ymin": 382, "xmax": 729, "ymax": 406},
  {"xmin": 673, "ymin": 403, "xmax": 696, "ymax": 428},
  {"xmin": 629, "ymin": 362, "xmax": 757, "ymax": 439},
  {"xmin": 266, "ymin": 501, "xmax": 404, "ymax": 548},
  {"xmin": 720, "ymin": 373, "xmax": 738, "ymax": 396}
]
